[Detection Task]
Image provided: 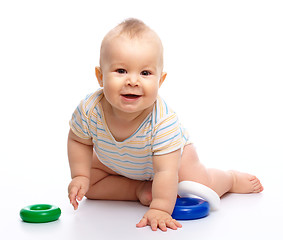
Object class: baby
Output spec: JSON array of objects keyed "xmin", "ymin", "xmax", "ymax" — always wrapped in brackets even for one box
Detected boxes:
[{"xmin": 67, "ymin": 18, "xmax": 263, "ymax": 231}]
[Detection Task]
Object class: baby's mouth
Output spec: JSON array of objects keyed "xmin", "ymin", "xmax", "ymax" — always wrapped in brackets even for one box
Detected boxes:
[{"xmin": 121, "ymin": 94, "xmax": 141, "ymax": 99}]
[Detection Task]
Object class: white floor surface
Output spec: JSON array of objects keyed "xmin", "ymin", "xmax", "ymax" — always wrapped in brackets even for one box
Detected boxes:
[{"xmin": 1, "ymin": 173, "xmax": 282, "ymax": 240}]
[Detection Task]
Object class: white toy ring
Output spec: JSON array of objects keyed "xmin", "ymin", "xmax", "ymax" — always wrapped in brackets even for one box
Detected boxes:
[{"xmin": 178, "ymin": 181, "xmax": 220, "ymax": 211}]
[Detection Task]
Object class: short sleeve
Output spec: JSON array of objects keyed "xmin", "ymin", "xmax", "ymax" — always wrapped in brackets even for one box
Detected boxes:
[
  {"xmin": 69, "ymin": 100, "xmax": 91, "ymax": 139},
  {"xmin": 152, "ymin": 113, "xmax": 184, "ymax": 155}
]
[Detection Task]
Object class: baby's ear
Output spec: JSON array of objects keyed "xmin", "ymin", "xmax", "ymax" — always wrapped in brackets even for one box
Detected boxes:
[
  {"xmin": 159, "ymin": 72, "xmax": 167, "ymax": 88},
  {"xmin": 95, "ymin": 67, "xmax": 103, "ymax": 87}
]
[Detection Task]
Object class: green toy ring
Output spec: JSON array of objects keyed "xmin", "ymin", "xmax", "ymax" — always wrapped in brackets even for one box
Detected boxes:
[{"xmin": 20, "ymin": 204, "xmax": 61, "ymax": 223}]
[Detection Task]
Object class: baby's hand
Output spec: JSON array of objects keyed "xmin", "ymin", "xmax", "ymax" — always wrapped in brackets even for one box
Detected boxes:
[
  {"xmin": 136, "ymin": 208, "xmax": 182, "ymax": 231},
  {"xmin": 68, "ymin": 176, "xmax": 90, "ymax": 210}
]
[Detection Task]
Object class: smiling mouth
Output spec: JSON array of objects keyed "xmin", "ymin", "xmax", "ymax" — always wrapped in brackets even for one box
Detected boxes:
[{"xmin": 121, "ymin": 94, "xmax": 141, "ymax": 99}]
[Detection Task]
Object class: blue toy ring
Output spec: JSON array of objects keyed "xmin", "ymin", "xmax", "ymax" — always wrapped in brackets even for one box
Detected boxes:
[
  {"xmin": 20, "ymin": 204, "xmax": 61, "ymax": 223},
  {"xmin": 172, "ymin": 198, "xmax": 209, "ymax": 220}
]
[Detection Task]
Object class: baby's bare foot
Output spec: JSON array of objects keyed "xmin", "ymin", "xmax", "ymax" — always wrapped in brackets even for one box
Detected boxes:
[
  {"xmin": 228, "ymin": 170, "xmax": 263, "ymax": 194},
  {"xmin": 136, "ymin": 181, "xmax": 152, "ymax": 206}
]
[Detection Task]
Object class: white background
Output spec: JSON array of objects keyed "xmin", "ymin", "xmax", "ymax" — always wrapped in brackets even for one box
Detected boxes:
[{"xmin": 0, "ymin": 0, "xmax": 282, "ymax": 239}]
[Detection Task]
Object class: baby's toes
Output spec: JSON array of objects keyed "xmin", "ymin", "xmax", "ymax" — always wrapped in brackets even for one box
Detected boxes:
[{"xmin": 251, "ymin": 178, "xmax": 263, "ymax": 192}]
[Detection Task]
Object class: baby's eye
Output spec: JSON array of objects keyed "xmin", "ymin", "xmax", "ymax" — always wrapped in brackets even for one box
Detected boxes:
[
  {"xmin": 116, "ymin": 69, "xmax": 127, "ymax": 74},
  {"xmin": 141, "ymin": 70, "xmax": 151, "ymax": 76}
]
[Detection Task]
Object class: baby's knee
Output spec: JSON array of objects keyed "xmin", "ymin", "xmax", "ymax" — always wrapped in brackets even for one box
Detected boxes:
[
  {"xmin": 85, "ymin": 191, "xmax": 94, "ymax": 200},
  {"xmin": 178, "ymin": 162, "xmax": 212, "ymax": 186}
]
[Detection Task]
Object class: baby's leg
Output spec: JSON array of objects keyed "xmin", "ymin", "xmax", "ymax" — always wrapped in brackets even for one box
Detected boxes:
[
  {"xmin": 178, "ymin": 144, "xmax": 263, "ymax": 197},
  {"xmin": 85, "ymin": 152, "xmax": 152, "ymax": 206}
]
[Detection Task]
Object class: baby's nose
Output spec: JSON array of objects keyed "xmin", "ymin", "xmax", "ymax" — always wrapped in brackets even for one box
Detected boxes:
[{"xmin": 127, "ymin": 74, "xmax": 140, "ymax": 86}]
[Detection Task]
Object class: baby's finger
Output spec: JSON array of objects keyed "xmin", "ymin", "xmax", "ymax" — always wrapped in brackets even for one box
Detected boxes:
[
  {"xmin": 68, "ymin": 186, "xmax": 79, "ymax": 201},
  {"xmin": 72, "ymin": 199, "xmax": 79, "ymax": 210},
  {"xmin": 166, "ymin": 220, "xmax": 178, "ymax": 230},
  {"xmin": 77, "ymin": 186, "xmax": 87, "ymax": 201},
  {"xmin": 150, "ymin": 219, "xmax": 158, "ymax": 231},
  {"xmin": 172, "ymin": 219, "xmax": 182, "ymax": 228},
  {"xmin": 136, "ymin": 217, "xmax": 148, "ymax": 228},
  {"xmin": 158, "ymin": 220, "xmax": 167, "ymax": 232},
  {"xmin": 68, "ymin": 186, "xmax": 80, "ymax": 209}
]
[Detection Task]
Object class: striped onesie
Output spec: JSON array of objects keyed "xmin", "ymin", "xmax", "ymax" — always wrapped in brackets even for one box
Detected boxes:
[{"xmin": 70, "ymin": 88, "xmax": 190, "ymax": 181}]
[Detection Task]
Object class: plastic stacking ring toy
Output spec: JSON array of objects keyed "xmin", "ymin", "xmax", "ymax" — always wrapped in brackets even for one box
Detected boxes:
[
  {"xmin": 20, "ymin": 204, "xmax": 61, "ymax": 223},
  {"xmin": 178, "ymin": 181, "xmax": 220, "ymax": 211},
  {"xmin": 172, "ymin": 197, "xmax": 209, "ymax": 220}
]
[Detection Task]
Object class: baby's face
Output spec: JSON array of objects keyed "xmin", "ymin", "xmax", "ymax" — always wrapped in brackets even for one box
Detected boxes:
[{"xmin": 97, "ymin": 32, "xmax": 166, "ymax": 116}]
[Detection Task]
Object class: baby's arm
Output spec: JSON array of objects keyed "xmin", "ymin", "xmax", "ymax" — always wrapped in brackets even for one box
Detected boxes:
[
  {"xmin": 67, "ymin": 129, "xmax": 93, "ymax": 209},
  {"xmin": 136, "ymin": 149, "xmax": 182, "ymax": 231}
]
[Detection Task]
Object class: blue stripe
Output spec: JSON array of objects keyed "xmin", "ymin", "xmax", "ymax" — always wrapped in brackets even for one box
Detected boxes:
[
  {"xmin": 90, "ymin": 118, "xmax": 97, "ymax": 125},
  {"xmin": 154, "ymin": 118, "xmax": 178, "ymax": 136},
  {"xmin": 89, "ymin": 130, "xmax": 97, "ymax": 138},
  {"xmin": 183, "ymin": 135, "xmax": 188, "ymax": 142},
  {"xmin": 182, "ymin": 132, "xmax": 189, "ymax": 142},
  {"xmin": 100, "ymin": 162, "xmax": 154, "ymax": 176},
  {"xmin": 155, "ymin": 102, "xmax": 158, "ymax": 124},
  {"xmin": 96, "ymin": 126, "xmax": 106, "ymax": 132},
  {"xmin": 164, "ymin": 99, "xmax": 169, "ymax": 114},
  {"xmin": 136, "ymin": 135, "xmax": 147, "ymax": 138},
  {"xmin": 73, "ymin": 114, "xmax": 88, "ymax": 126},
  {"xmin": 94, "ymin": 106, "xmax": 102, "ymax": 119},
  {"xmin": 73, "ymin": 120, "xmax": 89, "ymax": 136},
  {"xmin": 136, "ymin": 125, "xmax": 153, "ymax": 138},
  {"xmin": 75, "ymin": 106, "xmax": 82, "ymax": 117}
]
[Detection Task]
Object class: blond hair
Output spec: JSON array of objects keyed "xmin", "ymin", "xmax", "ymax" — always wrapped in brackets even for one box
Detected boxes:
[
  {"xmin": 99, "ymin": 18, "xmax": 163, "ymax": 69},
  {"xmin": 116, "ymin": 18, "xmax": 149, "ymax": 38}
]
